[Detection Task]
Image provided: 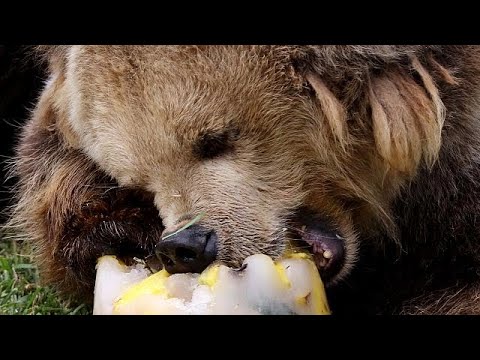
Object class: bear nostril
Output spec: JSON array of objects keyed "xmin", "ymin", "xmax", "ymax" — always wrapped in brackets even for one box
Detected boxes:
[
  {"xmin": 205, "ymin": 231, "xmax": 212, "ymax": 243},
  {"xmin": 155, "ymin": 224, "xmax": 217, "ymax": 274},
  {"xmin": 175, "ymin": 247, "xmax": 198, "ymax": 263}
]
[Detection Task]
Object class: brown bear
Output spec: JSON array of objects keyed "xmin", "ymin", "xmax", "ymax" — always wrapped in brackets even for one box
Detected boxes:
[{"xmin": 7, "ymin": 45, "xmax": 480, "ymax": 314}]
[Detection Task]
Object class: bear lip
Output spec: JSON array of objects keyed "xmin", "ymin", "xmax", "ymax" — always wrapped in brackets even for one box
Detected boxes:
[
  {"xmin": 297, "ymin": 225, "xmax": 345, "ymax": 282},
  {"xmin": 288, "ymin": 208, "xmax": 346, "ymax": 283}
]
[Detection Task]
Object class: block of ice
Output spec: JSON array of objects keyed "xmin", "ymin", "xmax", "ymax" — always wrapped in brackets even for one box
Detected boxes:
[{"xmin": 93, "ymin": 253, "xmax": 330, "ymax": 315}]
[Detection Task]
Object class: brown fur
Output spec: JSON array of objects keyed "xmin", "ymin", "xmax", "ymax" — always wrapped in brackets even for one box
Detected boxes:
[{"xmin": 6, "ymin": 45, "xmax": 480, "ymax": 314}]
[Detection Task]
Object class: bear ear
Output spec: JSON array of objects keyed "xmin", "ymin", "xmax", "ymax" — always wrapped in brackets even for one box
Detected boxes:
[
  {"xmin": 366, "ymin": 55, "xmax": 447, "ymax": 175},
  {"xmin": 304, "ymin": 71, "xmax": 349, "ymax": 151},
  {"xmin": 33, "ymin": 45, "xmax": 70, "ymax": 74},
  {"xmin": 302, "ymin": 46, "xmax": 454, "ymax": 176},
  {"xmin": 31, "ymin": 45, "xmax": 80, "ymax": 148}
]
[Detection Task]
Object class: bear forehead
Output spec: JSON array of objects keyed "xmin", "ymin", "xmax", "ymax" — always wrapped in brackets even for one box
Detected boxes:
[
  {"xmin": 66, "ymin": 46, "xmax": 306, "ymax": 140},
  {"xmin": 69, "ymin": 45, "xmax": 295, "ymax": 90}
]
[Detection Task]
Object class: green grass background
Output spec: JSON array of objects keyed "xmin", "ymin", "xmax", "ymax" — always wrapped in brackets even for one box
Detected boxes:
[{"xmin": 0, "ymin": 239, "xmax": 90, "ymax": 315}]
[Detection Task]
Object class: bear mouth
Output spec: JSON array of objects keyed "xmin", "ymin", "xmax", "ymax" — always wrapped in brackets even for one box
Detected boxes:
[
  {"xmin": 141, "ymin": 207, "xmax": 346, "ymax": 283},
  {"xmin": 289, "ymin": 208, "xmax": 346, "ymax": 283}
]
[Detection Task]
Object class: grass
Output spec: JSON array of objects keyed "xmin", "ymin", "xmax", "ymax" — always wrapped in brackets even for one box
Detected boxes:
[{"xmin": 0, "ymin": 239, "xmax": 90, "ymax": 315}]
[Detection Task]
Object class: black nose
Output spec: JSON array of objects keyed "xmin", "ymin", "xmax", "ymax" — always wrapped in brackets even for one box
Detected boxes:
[{"xmin": 155, "ymin": 224, "xmax": 218, "ymax": 274}]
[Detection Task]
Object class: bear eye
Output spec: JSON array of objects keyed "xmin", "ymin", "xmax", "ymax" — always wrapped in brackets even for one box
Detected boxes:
[{"xmin": 193, "ymin": 128, "xmax": 238, "ymax": 160}]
